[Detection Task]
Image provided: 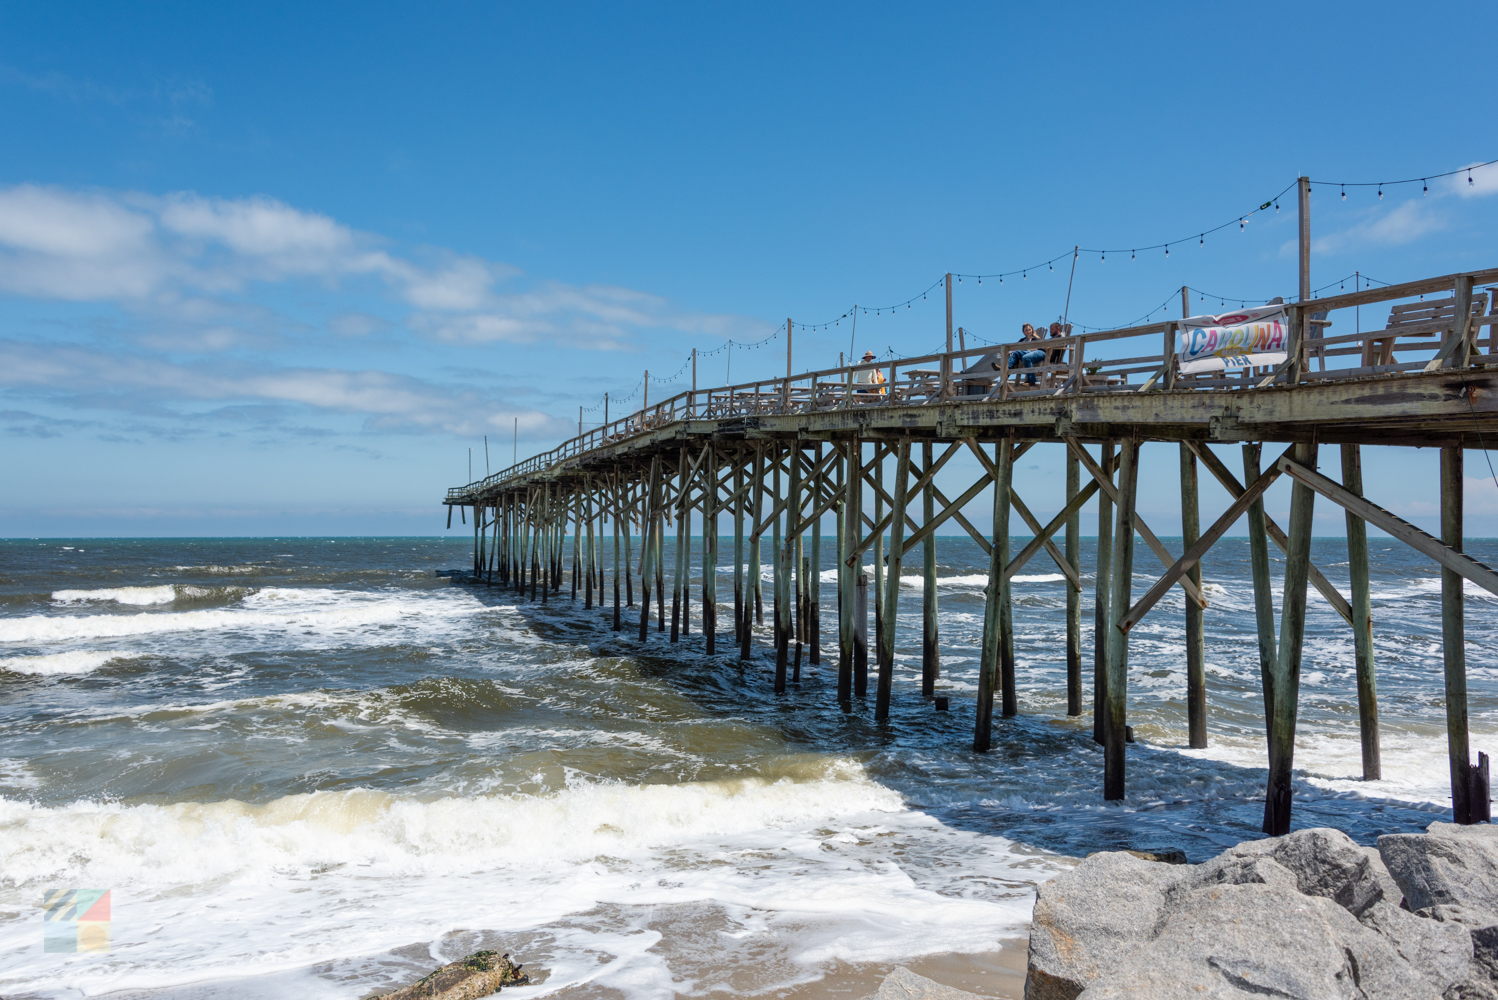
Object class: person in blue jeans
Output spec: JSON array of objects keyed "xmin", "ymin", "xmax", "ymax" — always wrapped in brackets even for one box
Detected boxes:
[{"xmin": 1007, "ymin": 323, "xmax": 1048, "ymax": 385}]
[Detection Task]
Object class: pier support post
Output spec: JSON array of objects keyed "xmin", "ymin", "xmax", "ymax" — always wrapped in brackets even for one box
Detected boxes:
[
  {"xmin": 810, "ymin": 442, "xmax": 822, "ymax": 667},
  {"xmin": 1443, "ymin": 443, "xmax": 1476, "ymax": 823},
  {"xmin": 1093, "ymin": 439, "xmax": 1114, "ymax": 743},
  {"xmin": 876, "ymin": 438, "xmax": 911, "ymax": 722},
  {"xmin": 639, "ymin": 457, "xmax": 660, "ymax": 641},
  {"xmin": 1104, "ymin": 437, "xmax": 1140, "ymax": 801},
  {"xmin": 1244, "ymin": 443, "xmax": 1276, "ymax": 733},
  {"xmin": 788, "ymin": 444, "xmax": 803, "ymax": 683},
  {"xmin": 1000, "ymin": 437, "xmax": 1017, "ymax": 719},
  {"xmin": 704, "ymin": 445, "xmax": 718, "ymax": 654},
  {"xmin": 612, "ymin": 478, "xmax": 622, "ymax": 631},
  {"xmin": 922, "ymin": 441, "xmax": 940, "ymax": 698},
  {"xmin": 839, "ymin": 438, "xmax": 857, "ymax": 703},
  {"xmin": 855, "ymin": 572, "xmax": 869, "ymax": 698},
  {"xmin": 1181, "ymin": 443, "xmax": 1207, "ymax": 749},
  {"xmin": 975, "ymin": 435, "xmax": 1009, "ymax": 751},
  {"xmin": 774, "ymin": 445, "xmax": 788, "ymax": 691},
  {"xmin": 623, "ymin": 479, "xmax": 634, "ymax": 608},
  {"xmin": 671, "ymin": 447, "xmax": 686, "ymax": 642},
  {"xmin": 733, "ymin": 451, "xmax": 745, "ymax": 648},
  {"xmin": 1066, "ymin": 448, "xmax": 1082, "ymax": 716},
  {"xmin": 744, "ymin": 445, "xmax": 763, "ymax": 660},
  {"xmin": 1341, "ymin": 444, "xmax": 1380, "ymax": 780},
  {"xmin": 572, "ymin": 487, "xmax": 582, "ymax": 600},
  {"xmin": 874, "ymin": 449, "xmax": 885, "ymax": 659},
  {"xmin": 1264, "ymin": 440, "xmax": 1317, "ymax": 835},
  {"xmin": 584, "ymin": 482, "xmax": 594, "ymax": 609}
]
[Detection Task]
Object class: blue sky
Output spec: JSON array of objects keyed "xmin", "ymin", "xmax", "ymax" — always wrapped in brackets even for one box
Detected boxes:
[{"xmin": 1, "ymin": 1, "xmax": 1496, "ymax": 537}]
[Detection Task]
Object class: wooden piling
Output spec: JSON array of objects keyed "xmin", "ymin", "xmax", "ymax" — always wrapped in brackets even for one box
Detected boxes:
[
  {"xmin": 612, "ymin": 478, "xmax": 622, "ymax": 631},
  {"xmin": 876, "ymin": 438, "xmax": 912, "ymax": 722},
  {"xmin": 671, "ymin": 447, "xmax": 686, "ymax": 642},
  {"xmin": 744, "ymin": 445, "xmax": 763, "ymax": 660},
  {"xmin": 1442, "ymin": 442, "xmax": 1474, "ymax": 823},
  {"xmin": 997, "ymin": 434, "xmax": 1017, "ymax": 718},
  {"xmin": 733, "ymin": 453, "xmax": 745, "ymax": 648},
  {"xmin": 638, "ymin": 457, "xmax": 659, "ymax": 641},
  {"xmin": 1181, "ymin": 443, "xmax": 1207, "ymax": 749},
  {"xmin": 1341, "ymin": 443, "xmax": 1380, "ymax": 780},
  {"xmin": 810, "ymin": 441, "xmax": 822, "ymax": 667},
  {"xmin": 975, "ymin": 436, "xmax": 1007, "ymax": 752},
  {"xmin": 1066, "ymin": 449, "xmax": 1082, "ymax": 716},
  {"xmin": 1264, "ymin": 440, "xmax": 1317, "ymax": 836},
  {"xmin": 774, "ymin": 445, "xmax": 789, "ymax": 692},
  {"xmin": 704, "ymin": 444, "xmax": 718, "ymax": 654},
  {"xmin": 1243, "ymin": 443, "xmax": 1277, "ymax": 732},
  {"xmin": 1104, "ymin": 437, "xmax": 1140, "ymax": 800},
  {"xmin": 922, "ymin": 441, "xmax": 940, "ymax": 698},
  {"xmin": 839, "ymin": 439, "xmax": 856, "ymax": 703},
  {"xmin": 1092, "ymin": 439, "xmax": 1114, "ymax": 744}
]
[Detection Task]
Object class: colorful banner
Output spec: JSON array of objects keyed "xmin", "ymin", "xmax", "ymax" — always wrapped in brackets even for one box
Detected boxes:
[{"xmin": 1177, "ymin": 304, "xmax": 1287, "ymax": 374}]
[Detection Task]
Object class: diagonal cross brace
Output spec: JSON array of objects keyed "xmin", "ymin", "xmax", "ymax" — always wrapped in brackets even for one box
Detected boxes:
[
  {"xmin": 1278, "ymin": 455, "xmax": 1498, "ymax": 598},
  {"xmin": 1004, "ymin": 450, "xmax": 1118, "ymax": 583},
  {"xmin": 1066, "ymin": 437, "xmax": 1208, "ymax": 608},
  {"xmin": 1119, "ymin": 445, "xmax": 1295, "ymax": 633},
  {"xmin": 1185, "ymin": 441, "xmax": 1354, "ymax": 625},
  {"xmin": 962, "ymin": 438, "xmax": 1082, "ymax": 589}
]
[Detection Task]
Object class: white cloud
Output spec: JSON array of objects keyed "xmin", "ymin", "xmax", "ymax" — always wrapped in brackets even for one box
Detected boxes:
[
  {"xmin": 0, "ymin": 338, "xmax": 569, "ymax": 439},
  {"xmin": 1309, "ymin": 199, "xmax": 1447, "ymax": 256},
  {"xmin": 0, "ymin": 183, "xmax": 758, "ymax": 353}
]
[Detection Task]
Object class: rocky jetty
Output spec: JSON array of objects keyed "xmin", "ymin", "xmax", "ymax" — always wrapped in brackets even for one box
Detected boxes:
[
  {"xmin": 374, "ymin": 950, "xmax": 528, "ymax": 1000},
  {"xmin": 1027, "ymin": 823, "xmax": 1498, "ymax": 999}
]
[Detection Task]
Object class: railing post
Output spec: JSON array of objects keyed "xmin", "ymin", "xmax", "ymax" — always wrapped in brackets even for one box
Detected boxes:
[{"xmin": 1163, "ymin": 322, "xmax": 1177, "ymax": 390}]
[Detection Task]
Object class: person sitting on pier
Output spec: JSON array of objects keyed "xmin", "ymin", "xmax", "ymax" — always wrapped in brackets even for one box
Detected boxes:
[
  {"xmin": 854, "ymin": 350, "xmax": 886, "ymax": 394},
  {"xmin": 1008, "ymin": 323, "xmax": 1048, "ymax": 386}
]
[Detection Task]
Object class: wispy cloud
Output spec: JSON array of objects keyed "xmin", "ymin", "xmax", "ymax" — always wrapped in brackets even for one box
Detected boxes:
[
  {"xmin": 1449, "ymin": 161, "xmax": 1498, "ymax": 199},
  {"xmin": 0, "ymin": 184, "xmax": 760, "ymax": 351},
  {"xmin": 1308, "ymin": 200, "xmax": 1448, "ymax": 256},
  {"xmin": 0, "ymin": 339, "xmax": 571, "ymax": 439}
]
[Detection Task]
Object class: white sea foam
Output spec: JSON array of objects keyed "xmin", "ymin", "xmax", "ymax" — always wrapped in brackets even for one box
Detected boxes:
[
  {"xmin": 52, "ymin": 584, "xmax": 178, "ymax": 605},
  {"xmin": 2, "ymin": 587, "xmax": 481, "ymax": 645},
  {"xmin": 0, "ymin": 650, "xmax": 125, "ymax": 676},
  {"xmin": 0, "ymin": 768, "xmax": 1044, "ymax": 999}
]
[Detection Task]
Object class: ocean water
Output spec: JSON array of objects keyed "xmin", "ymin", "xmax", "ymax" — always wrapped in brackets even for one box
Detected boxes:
[{"xmin": 1, "ymin": 535, "xmax": 1494, "ymax": 998}]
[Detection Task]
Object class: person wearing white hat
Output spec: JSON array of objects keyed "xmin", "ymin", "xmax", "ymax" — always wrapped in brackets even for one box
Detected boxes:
[{"xmin": 854, "ymin": 350, "xmax": 886, "ymax": 395}]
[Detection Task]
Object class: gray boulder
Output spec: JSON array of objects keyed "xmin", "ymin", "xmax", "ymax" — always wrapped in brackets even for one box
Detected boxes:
[
  {"xmin": 861, "ymin": 965, "xmax": 988, "ymax": 999},
  {"xmin": 1028, "ymin": 827, "xmax": 1494, "ymax": 1000},
  {"xmin": 1379, "ymin": 822, "xmax": 1498, "ymax": 916}
]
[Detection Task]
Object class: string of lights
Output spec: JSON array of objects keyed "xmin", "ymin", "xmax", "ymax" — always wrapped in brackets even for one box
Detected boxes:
[
  {"xmin": 1313, "ymin": 158, "xmax": 1498, "ymax": 199},
  {"xmin": 571, "ymin": 157, "xmax": 1491, "ymax": 422}
]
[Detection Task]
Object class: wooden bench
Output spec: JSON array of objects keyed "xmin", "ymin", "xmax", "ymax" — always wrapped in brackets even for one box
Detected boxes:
[{"xmin": 1362, "ymin": 293, "xmax": 1490, "ymax": 366}]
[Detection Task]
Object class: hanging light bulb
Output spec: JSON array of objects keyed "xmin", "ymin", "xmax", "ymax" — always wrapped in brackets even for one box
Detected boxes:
[
  {"xmin": 1165, "ymin": 246, "xmax": 1170, "ymax": 257},
  {"xmin": 1423, "ymin": 179, "xmax": 1428, "ymax": 195},
  {"xmin": 1378, "ymin": 185, "xmax": 1383, "ymax": 199},
  {"xmin": 1341, "ymin": 185, "xmax": 1346, "ymax": 200},
  {"xmin": 1101, "ymin": 252, "xmax": 1105, "ymax": 262},
  {"xmin": 1275, "ymin": 201, "xmax": 1280, "ymax": 213},
  {"xmin": 1131, "ymin": 250, "xmax": 1136, "ymax": 260},
  {"xmin": 1023, "ymin": 271, "xmax": 1027, "ymax": 280},
  {"xmin": 1470, "ymin": 169, "xmax": 1475, "ymax": 186},
  {"xmin": 1240, "ymin": 218, "xmax": 1245, "ymax": 230},
  {"xmin": 1199, "ymin": 234, "xmax": 1204, "ymax": 246},
  {"xmin": 977, "ymin": 277, "xmax": 982, "ymax": 285}
]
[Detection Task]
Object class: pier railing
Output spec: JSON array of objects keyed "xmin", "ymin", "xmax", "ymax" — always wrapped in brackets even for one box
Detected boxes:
[{"xmin": 447, "ymin": 268, "xmax": 1498, "ymax": 502}]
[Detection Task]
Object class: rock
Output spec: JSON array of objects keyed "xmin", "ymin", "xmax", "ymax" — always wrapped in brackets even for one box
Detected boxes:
[
  {"xmin": 1243, "ymin": 826, "xmax": 1402, "ymax": 919},
  {"xmin": 860, "ymin": 965, "xmax": 988, "ymax": 999},
  {"xmin": 1028, "ymin": 827, "xmax": 1498, "ymax": 1000},
  {"xmin": 1379, "ymin": 822, "xmax": 1498, "ymax": 916},
  {"xmin": 1077, "ymin": 882, "xmax": 1417, "ymax": 1000},
  {"xmin": 1027, "ymin": 851, "xmax": 1186, "ymax": 1000},
  {"xmin": 376, "ymin": 951, "xmax": 528, "ymax": 1000},
  {"xmin": 1122, "ymin": 849, "xmax": 1187, "ymax": 865}
]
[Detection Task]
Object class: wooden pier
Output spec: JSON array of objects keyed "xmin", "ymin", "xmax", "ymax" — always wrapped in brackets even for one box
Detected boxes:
[{"xmin": 445, "ymin": 190, "xmax": 1498, "ymax": 832}]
